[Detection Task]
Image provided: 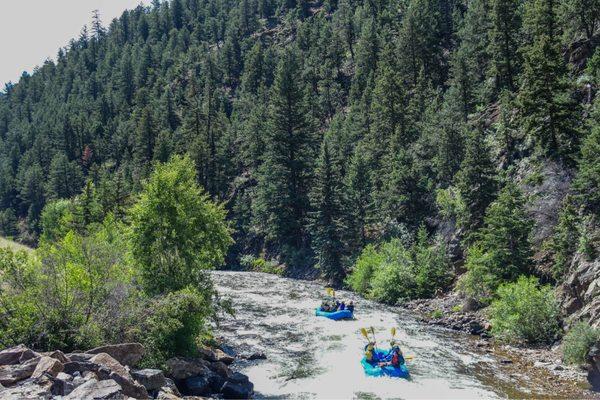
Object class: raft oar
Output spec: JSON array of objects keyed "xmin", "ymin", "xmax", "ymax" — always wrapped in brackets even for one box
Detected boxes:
[{"xmin": 370, "ymin": 326, "xmax": 377, "ymax": 344}]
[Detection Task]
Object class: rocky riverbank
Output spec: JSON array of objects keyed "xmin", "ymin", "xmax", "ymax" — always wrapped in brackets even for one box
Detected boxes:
[
  {"xmin": 405, "ymin": 293, "xmax": 599, "ymax": 398},
  {"xmin": 0, "ymin": 343, "xmax": 254, "ymax": 399}
]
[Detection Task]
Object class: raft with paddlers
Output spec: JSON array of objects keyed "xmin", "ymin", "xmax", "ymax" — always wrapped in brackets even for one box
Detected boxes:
[
  {"xmin": 315, "ymin": 287, "xmax": 354, "ymax": 320},
  {"xmin": 315, "ymin": 308, "xmax": 353, "ymax": 320},
  {"xmin": 360, "ymin": 327, "xmax": 411, "ymax": 379}
]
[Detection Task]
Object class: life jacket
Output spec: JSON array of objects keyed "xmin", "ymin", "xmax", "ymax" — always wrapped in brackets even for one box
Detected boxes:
[{"xmin": 365, "ymin": 344, "xmax": 375, "ymax": 362}]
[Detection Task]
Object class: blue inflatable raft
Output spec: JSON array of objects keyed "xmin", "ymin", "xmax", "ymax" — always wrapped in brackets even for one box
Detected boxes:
[
  {"xmin": 360, "ymin": 349, "xmax": 410, "ymax": 378},
  {"xmin": 315, "ymin": 308, "xmax": 353, "ymax": 320}
]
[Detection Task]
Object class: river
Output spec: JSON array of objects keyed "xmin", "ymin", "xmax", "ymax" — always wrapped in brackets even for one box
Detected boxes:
[{"xmin": 212, "ymin": 271, "xmax": 569, "ymax": 399}]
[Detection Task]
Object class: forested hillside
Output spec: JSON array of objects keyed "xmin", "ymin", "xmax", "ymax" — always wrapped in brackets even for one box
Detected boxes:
[{"xmin": 0, "ymin": 0, "xmax": 599, "ymax": 310}]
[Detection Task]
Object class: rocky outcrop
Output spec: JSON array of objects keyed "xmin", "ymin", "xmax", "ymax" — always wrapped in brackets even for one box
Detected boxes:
[
  {"xmin": 86, "ymin": 343, "xmax": 145, "ymax": 367},
  {"xmin": 559, "ymin": 252, "xmax": 600, "ymax": 328},
  {"xmin": 0, "ymin": 343, "xmax": 255, "ymax": 399}
]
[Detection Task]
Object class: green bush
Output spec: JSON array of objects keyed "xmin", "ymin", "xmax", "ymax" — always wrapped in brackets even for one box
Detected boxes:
[
  {"xmin": 489, "ymin": 276, "xmax": 561, "ymax": 344},
  {"xmin": 346, "ymin": 232, "xmax": 452, "ymax": 304},
  {"xmin": 563, "ymin": 321, "xmax": 599, "ymax": 365},
  {"xmin": 133, "ymin": 287, "xmax": 213, "ymax": 368},
  {"xmin": 369, "ymin": 244, "xmax": 416, "ymax": 303},
  {"xmin": 345, "ymin": 244, "xmax": 382, "ymax": 295},
  {"xmin": 457, "ymin": 245, "xmax": 498, "ymax": 306}
]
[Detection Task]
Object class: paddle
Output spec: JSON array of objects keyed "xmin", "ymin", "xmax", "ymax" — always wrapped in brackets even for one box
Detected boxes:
[{"xmin": 370, "ymin": 326, "xmax": 377, "ymax": 344}]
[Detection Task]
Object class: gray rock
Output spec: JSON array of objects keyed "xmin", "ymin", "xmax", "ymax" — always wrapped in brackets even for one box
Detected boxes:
[
  {"xmin": 165, "ymin": 357, "xmax": 210, "ymax": 380},
  {"xmin": 0, "ymin": 376, "xmax": 53, "ymax": 399},
  {"xmin": 67, "ymin": 352, "xmax": 95, "ymax": 362},
  {"xmin": 31, "ymin": 355, "xmax": 64, "ymax": 379},
  {"xmin": 0, "ymin": 344, "xmax": 38, "ymax": 366},
  {"xmin": 86, "ymin": 343, "xmax": 144, "ymax": 367},
  {"xmin": 182, "ymin": 375, "xmax": 211, "ymax": 396},
  {"xmin": 214, "ymin": 349, "xmax": 235, "ymax": 365},
  {"xmin": 221, "ymin": 372, "xmax": 254, "ymax": 399},
  {"xmin": 65, "ymin": 378, "xmax": 124, "ymax": 399},
  {"xmin": 132, "ymin": 368, "xmax": 166, "ymax": 391},
  {"xmin": 245, "ymin": 352, "xmax": 267, "ymax": 360},
  {"xmin": 42, "ymin": 350, "xmax": 70, "ymax": 363},
  {"xmin": 51, "ymin": 375, "xmax": 75, "ymax": 396},
  {"xmin": 57, "ymin": 372, "xmax": 73, "ymax": 381},
  {"xmin": 89, "ymin": 353, "xmax": 148, "ymax": 399},
  {"xmin": 208, "ymin": 361, "xmax": 232, "ymax": 379},
  {"xmin": 63, "ymin": 361, "xmax": 101, "ymax": 375},
  {"xmin": 0, "ymin": 356, "xmax": 40, "ymax": 385}
]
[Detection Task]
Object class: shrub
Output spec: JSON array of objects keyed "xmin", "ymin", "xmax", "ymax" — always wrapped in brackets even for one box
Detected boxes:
[
  {"xmin": 489, "ymin": 276, "xmax": 561, "ymax": 344},
  {"xmin": 563, "ymin": 321, "xmax": 599, "ymax": 365},
  {"xmin": 0, "ymin": 217, "xmax": 133, "ymax": 351},
  {"xmin": 345, "ymin": 244, "xmax": 382, "ymax": 295},
  {"xmin": 369, "ymin": 245, "xmax": 416, "ymax": 303},
  {"xmin": 133, "ymin": 287, "xmax": 213, "ymax": 368},
  {"xmin": 346, "ymin": 233, "xmax": 452, "ymax": 304},
  {"xmin": 457, "ymin": 245, "xmax": 498, "ymax": 306}
]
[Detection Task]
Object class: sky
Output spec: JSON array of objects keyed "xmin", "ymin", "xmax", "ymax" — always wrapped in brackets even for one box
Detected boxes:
[{"xmin": 0, "ymin": 0, "xmax": 150, "ymax": 87}]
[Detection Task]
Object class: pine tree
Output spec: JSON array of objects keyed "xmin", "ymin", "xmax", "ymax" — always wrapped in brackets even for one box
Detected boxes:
[
  {"xmin": 477, "ymin": 182, "xmax": 533, "ymax": 281},
  {"xmin": 549, "ymin": 195, "xmax": 579, "ymax": 280},
  {"xmin": 455, "ymin": 128, "xmax": 498, "ymax": 237},
  {"xmin": 46, "ymin": 154, "xmax": 84, "ymax": 201},
  {"xmin": 487, "ymin": 0, "xmax": 522, "ymax": 94},
  {"xmin": 518, "ymin": 0, "xmax": 581, "ymax": 162},
  {"xmin": 254, "ymin": 49, "xmax": 314, "ymax": 257},
  {"xmin": 573, "ymin": 126, "xmax": 600, "ymax": 218},
  {"xmin": 343, "ymin": 148, "xmax": 372, "ymax": 255},
  {"xmin": 310, "ymin": 140, "xmax": 345, "ymax": 284}
]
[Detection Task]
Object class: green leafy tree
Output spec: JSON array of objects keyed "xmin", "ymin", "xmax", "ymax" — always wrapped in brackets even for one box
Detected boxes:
[{"xmin": 129, "ymin": 156, "xmax": 232, "ymax": 295}]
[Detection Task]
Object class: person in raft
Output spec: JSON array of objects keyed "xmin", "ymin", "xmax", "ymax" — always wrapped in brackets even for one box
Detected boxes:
[
  {"xmin": 347, "ymin": 301, "xmax": 355, "ymax": 313},
  {"xmin": 379, "ymin": 343, "xmax": 405, "ymax": 368},
  {"xmin": 364, "ymin": 342, "xmax": 378, "ymax": 365},
  {"xmin": 339, "ymin": 301, "xmax": 346, "ymax": 311}
]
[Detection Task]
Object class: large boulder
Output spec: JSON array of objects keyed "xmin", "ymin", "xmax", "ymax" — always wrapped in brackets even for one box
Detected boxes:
[
  {"xmin": 65, "ymin": 378, "xmax": 124, "ymax": 399},
  {"xmin": 0, "ymin": 375, "xmax": 53, "ymax": 399},
  {"xmin": 42, "ymin": 350, "xmax": 70, "ymax": 364},
  {"xmin": 0, "ymin": 345, "xmax": 38, "ymax": 366},
  {"xmin": 31, "ymin": 356, "xmax": 64, "ymax": 379},
  {"xmin": 587, "ymin": 344, "xmax": 600, "ymax": 391},
  {"xmin": 0, "ymin": 356, "xmax": 40, "ymax": 385},
  {"xmin": 132, "ymin": 368, "xmax": 166, "ymax": 391},
  {"xmin": 220, "ymin": 372, "xmax": 254, "ymax": 399},
  {"xmin": 182, "ymin": 375, "xmax": 212, "ymax": 396},
  {"xmin": 165, "ymin": 357, "xmax": 211, "ymax": 380},
  {"xmin": 90, "ymin": 353, "xmax": 148, "ymax": 399},
  {"xmin": 86, "ymin": 343, "xmax": 144, "ymax": 367}
]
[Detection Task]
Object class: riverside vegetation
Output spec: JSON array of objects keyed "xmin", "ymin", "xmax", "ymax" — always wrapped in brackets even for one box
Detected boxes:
[{"xmin": 1, "ymin": 0, "xmax": 600, "ymax": 394}]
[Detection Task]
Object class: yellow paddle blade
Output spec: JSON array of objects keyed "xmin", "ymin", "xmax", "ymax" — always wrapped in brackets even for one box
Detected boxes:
[
  {"xmin": 370, "ymin": 327, "xmax": 375, "ymax": 335},
  {"xmin": 360, "ymin": 328, "xmax": 369, "ymax": 338},
  {"xmin": 405, "ymin": 355, "xmax": 414, "ymax": 360},
  {"xmin": 391, "ymin": 327, "xmax": 396, "ymax": 337}
]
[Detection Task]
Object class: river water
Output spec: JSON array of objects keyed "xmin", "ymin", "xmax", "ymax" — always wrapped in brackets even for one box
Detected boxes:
[{"xmin": 212, "ymin": 271, "xmax": 545, "ymax": 399}]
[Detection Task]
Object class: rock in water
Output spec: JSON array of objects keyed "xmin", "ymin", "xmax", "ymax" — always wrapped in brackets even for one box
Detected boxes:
[
  {"xmin": 86, "ymin": 343, "xmax": 144, "ymax": 367},
  {"xmin": 221, "ymin": 372, "xmax": 254, "ymax": 399},
  {"xmin": 65, "ymin": 378, "xmax": 124, "ymax": 399},
  {"xmin": 131, "ymin": 368, "xmax": 166, "ymax": 391}
]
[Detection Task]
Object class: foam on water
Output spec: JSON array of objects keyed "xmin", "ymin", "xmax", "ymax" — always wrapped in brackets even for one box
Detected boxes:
[{"xmin": 213, "ymin": 271, "xmax": 501, "ymax": 399}]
